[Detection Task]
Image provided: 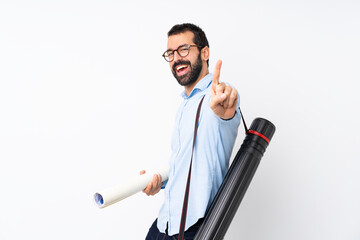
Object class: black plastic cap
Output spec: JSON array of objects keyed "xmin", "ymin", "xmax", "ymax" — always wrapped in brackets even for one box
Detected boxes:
[{"xmin": 249, "ymin": 118, "xmax": 276, "ymax": 142}]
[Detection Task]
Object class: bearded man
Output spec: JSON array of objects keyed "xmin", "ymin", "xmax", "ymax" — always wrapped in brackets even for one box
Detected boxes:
[{"xmin": 142, "ymin": 23, "xmax": 240, "ymax": 240}]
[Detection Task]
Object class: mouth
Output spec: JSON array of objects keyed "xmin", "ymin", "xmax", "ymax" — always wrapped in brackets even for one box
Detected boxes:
[{"xmin": 175, "ymin": 64, "xmax": 190, "ymax": 76}]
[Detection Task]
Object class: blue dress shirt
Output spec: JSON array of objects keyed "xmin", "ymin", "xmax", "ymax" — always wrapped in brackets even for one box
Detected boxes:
[{"xmin": 157, "ymin": 73, "xmax": 241, "ymax": 236}]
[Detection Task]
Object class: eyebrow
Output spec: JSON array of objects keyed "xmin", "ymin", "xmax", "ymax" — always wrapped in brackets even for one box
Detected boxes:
[{"xmin": 166, "ymin": 44, "xmax": 189, "ymax": 52}]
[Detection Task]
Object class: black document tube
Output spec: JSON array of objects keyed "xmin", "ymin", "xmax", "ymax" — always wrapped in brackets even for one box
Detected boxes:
[{"xmin": 194, "ymin": 117, "xmax": 276, "ymax": 240}]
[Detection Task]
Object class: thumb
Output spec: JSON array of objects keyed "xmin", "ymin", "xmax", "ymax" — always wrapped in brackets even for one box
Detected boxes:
[{"xmin": 210, "ymin": 92, "xmax": 226, "ymax": 109}]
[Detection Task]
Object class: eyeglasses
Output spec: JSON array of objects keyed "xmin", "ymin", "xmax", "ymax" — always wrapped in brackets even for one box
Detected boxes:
[{"xmin": 162, "ymin": 44, "xmax": 201, "ymax": 62}]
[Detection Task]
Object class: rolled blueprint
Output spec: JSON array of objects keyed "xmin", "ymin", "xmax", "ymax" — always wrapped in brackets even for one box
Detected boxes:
[
  {"xmin": 94, "ymin": 164, "xmax": 170, "ymax": 208},
  {"xmin": 194, "ymin": 118, "xmax": 276, "ymax": 240}
]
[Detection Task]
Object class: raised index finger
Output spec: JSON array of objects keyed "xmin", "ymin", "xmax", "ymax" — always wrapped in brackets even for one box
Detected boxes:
[{"xmin": 212, "ymin": 60, "xmax": 222, "ymax": 91}]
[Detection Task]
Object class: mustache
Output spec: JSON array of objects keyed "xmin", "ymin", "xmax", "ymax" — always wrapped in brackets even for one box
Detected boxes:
[{"xmin": 172, "ymin": 60, "xmax": 191, "ymax": 72}]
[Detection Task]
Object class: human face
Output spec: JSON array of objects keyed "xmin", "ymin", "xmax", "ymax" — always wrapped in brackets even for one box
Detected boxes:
[{"xmin": 167, "ymin": 31, "xmax": 204, "ymax": 86}]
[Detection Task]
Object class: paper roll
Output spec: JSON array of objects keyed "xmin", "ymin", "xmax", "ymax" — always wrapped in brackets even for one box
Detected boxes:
[{"xmin": 94, "ymin": 164, "xmax": 170, "ymax": 208}]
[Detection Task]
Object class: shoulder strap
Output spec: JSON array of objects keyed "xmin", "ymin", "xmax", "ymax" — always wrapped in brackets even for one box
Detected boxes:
[
  {"xmin": 238, "ymin": 108, "xmax": 249, "ymax": 134},
  {"xmin": 179, "ymin": 95, "xmax": 205, "ymax": 240}
]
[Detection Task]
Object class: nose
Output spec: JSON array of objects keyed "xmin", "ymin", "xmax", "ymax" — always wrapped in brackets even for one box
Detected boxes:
[{"xmin": 173, "ymin": 50, "xmax": 183, "ymax": 62}]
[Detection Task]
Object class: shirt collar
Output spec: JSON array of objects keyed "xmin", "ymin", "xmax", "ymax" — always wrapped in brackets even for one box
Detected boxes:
[{"xmin": 180, "ymin": 73, "xmax": 213, "ymax": 99}]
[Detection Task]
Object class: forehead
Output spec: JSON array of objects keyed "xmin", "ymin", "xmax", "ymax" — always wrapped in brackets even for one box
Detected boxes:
[{"xmin": 167, "ymin": 31, "xmax": 195, "ymax": 50}]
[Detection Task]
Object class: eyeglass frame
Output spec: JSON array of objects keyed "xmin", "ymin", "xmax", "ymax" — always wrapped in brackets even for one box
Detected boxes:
[{"xmin": 162, "ymin": 44, "xmax": 202, "ymax": 62}]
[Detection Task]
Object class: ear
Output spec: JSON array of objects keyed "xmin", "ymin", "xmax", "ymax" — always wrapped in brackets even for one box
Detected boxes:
[{"xmin": 201, "ymin": 46, "xmax": 210, "ymax": 62}]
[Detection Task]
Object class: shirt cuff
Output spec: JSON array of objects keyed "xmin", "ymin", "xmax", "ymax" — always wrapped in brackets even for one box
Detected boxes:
[
  {"xmin": 220, "ymin": 111, "xmax": 237, "ymax": 121},
  {"xmin": 161, "ymin": 179, "xmax": 168, "ymax": 189}
]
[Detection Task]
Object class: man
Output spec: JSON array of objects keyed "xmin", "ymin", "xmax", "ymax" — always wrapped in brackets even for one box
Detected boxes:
[{"xmin": 142, "ymin": 23, "xmax": 240, "ymax": 240}]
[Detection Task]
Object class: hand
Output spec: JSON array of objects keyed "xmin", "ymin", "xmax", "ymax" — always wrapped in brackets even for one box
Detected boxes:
[
  {"xmin": 140, "ymin": 170, "xmax": 162, "ymax": 196},
  {"xmin": 209, "ymin": 60, "xmax": 238, "ymax": 120}
]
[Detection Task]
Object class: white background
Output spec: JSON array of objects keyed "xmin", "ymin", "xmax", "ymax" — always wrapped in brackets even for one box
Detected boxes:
[{"xmin": 1, "ymin": 1, "xmax": 359, "ymax": 239}]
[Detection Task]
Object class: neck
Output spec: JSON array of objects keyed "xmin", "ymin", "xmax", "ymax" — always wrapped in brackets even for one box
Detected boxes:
[{"xmin": 184, "ymin": 68, "xmax": 209, "ymax": 96}]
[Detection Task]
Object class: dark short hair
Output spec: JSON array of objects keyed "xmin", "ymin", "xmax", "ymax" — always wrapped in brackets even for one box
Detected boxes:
[{"xmin": 168, "ymin": 23, "xmax": 209, "ymax": 66}]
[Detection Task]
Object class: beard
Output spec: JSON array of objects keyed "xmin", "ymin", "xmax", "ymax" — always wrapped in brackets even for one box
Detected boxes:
[{"xmin": 171, "ymin": 54, "xmax": 203, "ymax": 86}]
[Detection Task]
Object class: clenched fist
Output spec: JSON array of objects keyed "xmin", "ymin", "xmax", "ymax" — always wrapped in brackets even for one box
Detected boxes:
[{"xmin": 140, "ymin": 170, "xmax": 162, "ymax": 196}]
